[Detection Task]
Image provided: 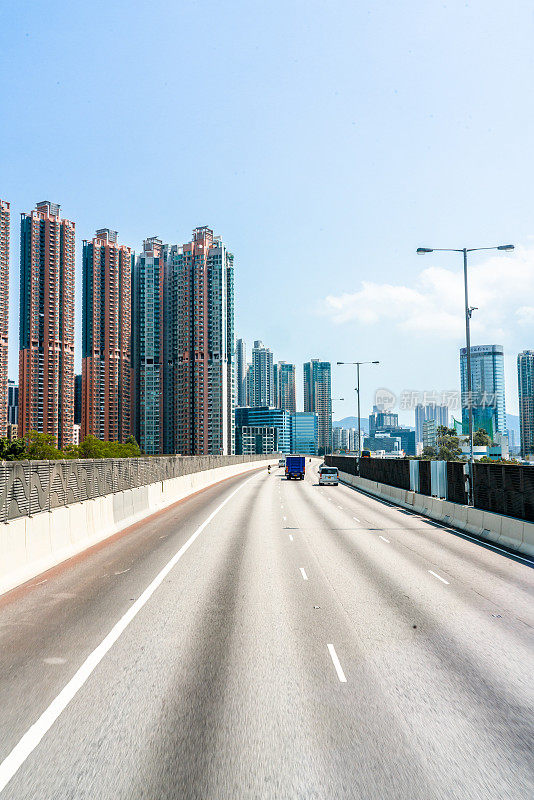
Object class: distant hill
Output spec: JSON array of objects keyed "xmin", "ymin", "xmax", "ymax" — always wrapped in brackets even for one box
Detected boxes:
[{"xmin": 333, "ymin": 416, "xmax": 369, "ymax": 433}]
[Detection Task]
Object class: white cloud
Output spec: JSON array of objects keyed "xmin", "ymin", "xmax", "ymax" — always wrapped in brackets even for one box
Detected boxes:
[{"xmin": 323, "ymin": 247, "xmax": 534, "ymax": 341}]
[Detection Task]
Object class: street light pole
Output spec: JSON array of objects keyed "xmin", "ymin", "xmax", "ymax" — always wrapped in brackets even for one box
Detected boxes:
[
  {"xmin": 356, "ymin": 363, "xmax": 360, "ymax": 458},
  {"xmin": 463, "ymin": 248, "xmax": 475, "ymax": 504},
  {"xmin": 337, "ymin": 360, "xmax": 379, "ymax": 460},
  {"xmin": 417, "ymin": 243, "xmax": 514, "ymax": 506}
]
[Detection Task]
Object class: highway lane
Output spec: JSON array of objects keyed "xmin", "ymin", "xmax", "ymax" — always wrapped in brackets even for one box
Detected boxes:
[{"xmin": 0, "ymin": 461, "xmax": 532, "ymax": 799}]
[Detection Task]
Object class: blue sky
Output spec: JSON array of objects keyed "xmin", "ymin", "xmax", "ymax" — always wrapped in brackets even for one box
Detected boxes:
[{"xmin": 1, "ymin": 0, "xmax": 533, "ymax": 423}]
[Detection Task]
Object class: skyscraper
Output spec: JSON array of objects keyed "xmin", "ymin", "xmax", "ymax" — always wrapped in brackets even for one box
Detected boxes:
[
  {"xmin": 414, "ymin": 403, "xmax": 448, "ymax": 443},
  {"xmin": 517, "ymin": 350, "xmax": 534, "ymax": 457},
  {"xmin": 163, "ymin": 227, "xmax": 234, "ymax": 455},
  {"xmin": 82, "ymin": 229, "xmax": 132, "ymax": 442},
  {"xmin": 251, "ymin": 341, "xmax": 274, "ymax": 406},
  {"xmin": 236, "ymin": 338, "xmax": 247, "ymax": 407},
  {"xmin": 19, "ymin": 201, "xmax": 75, "ymax": 448},
  {"xmin": 460, "ymin": 344, "xmax": 506, "ymax": 438},
  {"xmin": 74, "ymin": 374, "xmax": 82, "ymax": 427},
  {"xmin": 7, "ymin": 380, "xmax": 18, "ymax": 425},
  {"xmin": 277, "ymin": 362, "xmax": 296, "ymax": 412},
  {"xmin": 303, "ymin": 360, "xmax": 332, "ymax": 454},
  {"xmin": 132, "ymin": 237, "xmax": 165, "ymax": 455},
  {"xmin": 0, "ymin": 200, "xmax": 9, "ymax": 437}
]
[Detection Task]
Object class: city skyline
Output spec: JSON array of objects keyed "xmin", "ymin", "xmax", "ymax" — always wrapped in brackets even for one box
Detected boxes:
[{"xmin": 3, "ymin": 2, "xmax": 534, "ymax": 425}]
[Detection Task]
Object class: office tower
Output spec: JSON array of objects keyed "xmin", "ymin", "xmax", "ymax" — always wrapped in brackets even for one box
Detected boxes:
[
  {"xmin": 0, "ymin": 200, "xmax": 9, "ymax": 437},
  {"xmin": 236, "ymin": 338, "xmax": 247, "ymax": 407},
  {"xmin": 235, "ymin": 406, "xmax": 291, "ymax": 454},
  {"xmin": 291, "ymin": 411, "xmax": 318, "ymax": 454},
  {"xmin": 74, "ymin": 374, "xmax": 82, "ymax": 426},
  {"xmin": 251, "ymin": 340, "xmax": 274, "ymax": 406},
  {"xmin": 517, "ymin": 350, "xmax": 534, "ymax": 457},
  {"xmin": 460, "ymin": 344, "xmax": 506, "ymax": 438},
  {"xmin": 303, "ymin": 360, "xmax": 332, "ymax": 454},
  {"xmin": 132, "ymin": 237, "xmax": 165, "ymax": 455},
  {"xmin": 82, "ymin": 230, "xmax": 132, "ymax": 442},
  {"xmin": 164, "ymin": 227, "xmax": 234, "ymax": 455},
  {"xmin": 415, "ymin": 403, "xmax": 449, "ymax": 443},
  {"xmin": 7, "ymin": 380, "xmax": 18, "ymax": 425},
  {"xmin": 277, "ymin": 362, "xmax": 296, "ymax": 412},
  {"xmin": 19, "ymin": 201, "xmax": 75, "ymax": 448}
]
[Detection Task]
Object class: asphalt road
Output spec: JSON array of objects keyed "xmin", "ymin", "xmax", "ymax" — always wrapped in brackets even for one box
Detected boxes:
[{"xmin": 0, "ymin": 461, "xmax": 533, "ymax": 799}]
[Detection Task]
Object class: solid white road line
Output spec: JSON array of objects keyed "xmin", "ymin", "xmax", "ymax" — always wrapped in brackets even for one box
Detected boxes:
[
  {"xmin": 428, "ymin": 570, "xmax": 449, "ymax": 585},
  {"xmin": 352, "ymin": 516, "xmax": 360, "ymax": 523},
  {"xmin": 299, "ymin": 567, "xmax": 308, "ymax": 581},
  {"xmin": 327, "ymin": 644, "xmax": 347, "ymax": 683},
  {"xmin": 379, "ymin": 535, "xmax": 390, "ymax": 543},
  {"xmin": 0, "ymin": 473, "xmax": 257, "ymax": 795},
  {"xmin": 289, "ymin": 535, "xmax": 293, "ymax": 541}
]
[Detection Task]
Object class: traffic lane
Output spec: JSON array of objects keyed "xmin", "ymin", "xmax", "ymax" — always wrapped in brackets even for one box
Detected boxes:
[
  {"xmin": 301, "ymin": 478, "xmax": 534, "ymax": 682},
  {"xmin": 4, "ymin": 469, "xmax": 432, "ymax": 800},
  {"xmin": 1, "ymin": 468, "xmax": 268, "ymax": 800},
  {"xmin": 324, "ymin": 477, "xmax": 534, "ymax": 623},
  {"xmin": 0, "ymin": 468, "xmax": 266, "ymax": 765},
  {"xmin": 288, "ymin": 479, "xmax": 534, "ymax": 798}
]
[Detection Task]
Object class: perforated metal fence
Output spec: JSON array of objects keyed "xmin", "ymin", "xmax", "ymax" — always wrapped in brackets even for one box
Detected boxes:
[{"xmin": 0, "ymin": 455, "xmax": 270, "ymax": 523}]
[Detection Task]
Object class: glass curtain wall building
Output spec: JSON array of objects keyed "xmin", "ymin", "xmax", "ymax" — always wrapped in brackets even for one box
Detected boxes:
[
  {"xmin": 460, "ymin": 345, "xmax": 506, "ymax": 438},
  {"xmin": 291, "ymin": 411, "xmax": 318, "ymax": 454}
]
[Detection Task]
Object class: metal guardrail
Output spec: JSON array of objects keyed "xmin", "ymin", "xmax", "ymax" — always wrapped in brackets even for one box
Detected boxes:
[{"xmin": 0, "ymin": 455, "xmax": 271, "ymax": 523}]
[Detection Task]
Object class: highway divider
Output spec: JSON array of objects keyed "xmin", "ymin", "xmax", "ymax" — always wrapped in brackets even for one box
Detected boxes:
[
  {"xmin": 337, "ymin": 470, "xmax": 534, "ymax": 558},
  {"xmin": 0, "ymin": 456, "xmax": 276, "ymax": 597}
]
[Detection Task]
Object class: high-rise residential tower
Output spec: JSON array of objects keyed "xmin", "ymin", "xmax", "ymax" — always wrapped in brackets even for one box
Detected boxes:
[
  {"xmin": 251, "ymin": 340, "xmax": 274, "ymax": 406},
  {"xmin": 277, "ymin": 362, "xmax": 296, "ymax": 412},
  {"xmin": 163, "ymin": 227, "xmax": 235, "ymax": 455},
  {"xmin": 132, "ymin": 237, "xmax": 165, "ymax": 455},
  {"xmin": 517, "ymin": 350, "xmax": 534, "ymax": 457},
  {"xmin": 19, "ymin": 201, "xmax": 75, "ymax": 448},
  {"xmin": 82, "ymin": 229, "xmax": 132, "ymax": 443},
  {"xmin": 236, "ymin": 338, "xmax": 247, "ymax": 407},
  {"xmin": 303, "ymin": 360, "xmax": 332, "ymax": 454},
  {"xmin": 460, "ymin": 344, "xmax": 506, "ymax": 438},
  {"xmin": 0, "ymin": 200, "xmax": 9, "ymax": 437}
]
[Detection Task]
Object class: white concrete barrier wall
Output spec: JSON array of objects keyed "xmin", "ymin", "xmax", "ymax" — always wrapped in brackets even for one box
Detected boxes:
[
  {"xmin": 0, "ymin": 458, "xmax": 274, "ymax": 598},
  {"xmin": 338, "ymin": 470, "xmax": 533, "ymax": 558}
]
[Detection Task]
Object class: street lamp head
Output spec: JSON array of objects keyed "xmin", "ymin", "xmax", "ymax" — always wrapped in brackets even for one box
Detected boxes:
[
  {"xmin": 336, "ymin": 361, "xmax": 344, "ymax": 365},
  {"xmin": 497, "ymin": 244, "xmax": 514, "ymax": 251},
  {"xmin": 417, "ymin": 247, "xmax": 433, "ymax": 254},
  {"xmin": 372, "ymin": 360, "xmax": 379, "ymax": 364}
]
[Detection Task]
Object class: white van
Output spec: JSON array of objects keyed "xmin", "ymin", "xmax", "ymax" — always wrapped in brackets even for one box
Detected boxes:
[
  {"xmin": 278, "ymin": 458, "xmax": 285, "ymax": 468},
  {"xmin": 319, "ymin": 466, "xmax": 339, "ymax": 486}
]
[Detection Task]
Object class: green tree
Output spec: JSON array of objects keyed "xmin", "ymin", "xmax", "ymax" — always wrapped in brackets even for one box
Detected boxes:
[
  {"xmin": 473, "ymin": 428, "xmax": 493, "ymax": 446},
  {"xmin": 24, "ymin": 431, "xmax": 63, "ymax": 460},
  {"xmin": 435, "ymin": 426, "xmax": 464, "ymax": 461},
  {"xmin": 0, "ymin": 437, "xmax": 27, "ymax": 461}
]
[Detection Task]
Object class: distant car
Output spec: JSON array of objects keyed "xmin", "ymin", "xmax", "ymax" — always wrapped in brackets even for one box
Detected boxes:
[
  {"xmin": 361, "ymin": 449, "xmax": 371, "ymax": 459},
  {"xmin": 319, "ymin": 466, "xmax": 339, "ymax": 486},
  {"xmin": 278, "ymin": 458, "xmax": 285, "ymax": 468}
]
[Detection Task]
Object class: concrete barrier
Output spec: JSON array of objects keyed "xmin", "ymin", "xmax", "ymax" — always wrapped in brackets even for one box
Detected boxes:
[
  {"xmin": 338, "ymin": 470, "xmax": 533, "ymax": 558},
  {"xmin": 0, "ymin": 457, "xmax": 274, "ymax": 598}
]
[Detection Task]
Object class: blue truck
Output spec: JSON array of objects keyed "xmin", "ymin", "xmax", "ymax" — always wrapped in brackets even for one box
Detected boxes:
[{"xmin": 285, "ymin": 455, "xmax": 305, "ymax": 480}]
